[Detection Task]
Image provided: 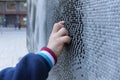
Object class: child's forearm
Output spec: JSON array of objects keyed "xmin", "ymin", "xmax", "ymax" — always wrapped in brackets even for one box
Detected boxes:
[{"xmin": 0, "ymin": 47, "xmax": 57, "ymax": 80}]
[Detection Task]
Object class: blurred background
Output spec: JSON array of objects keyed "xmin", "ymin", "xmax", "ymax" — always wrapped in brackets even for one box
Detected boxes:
[
  {"xmin": 0, "ymin": 0, "xmax": 27, "ymax": 28},
  {"xmin": 0, "ymin": 0, "xmax": 27, "ymax": 70}
]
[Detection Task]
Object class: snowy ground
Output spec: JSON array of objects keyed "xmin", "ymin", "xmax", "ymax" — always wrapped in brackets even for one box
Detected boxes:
[{"xmin": 0, "ymin": 27, "xmax": 28, "ymax": 70}]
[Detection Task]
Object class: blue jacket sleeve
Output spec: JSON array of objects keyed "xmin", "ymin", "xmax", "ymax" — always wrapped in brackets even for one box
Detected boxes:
[{"xmin": 0, "ymin": 53, "xmax": 51, "ymax": 80}]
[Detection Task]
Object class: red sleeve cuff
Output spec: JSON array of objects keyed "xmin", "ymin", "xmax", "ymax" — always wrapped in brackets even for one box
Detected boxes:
[{"xmin": 40, "ymin": 47, "xmax": 57, "ymax": 64}]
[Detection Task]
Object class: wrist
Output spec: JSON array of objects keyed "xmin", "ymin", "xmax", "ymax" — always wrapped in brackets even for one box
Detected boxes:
[{"xmin": 41, "ymin": 47, "xmax": 57, "ymax": 64}]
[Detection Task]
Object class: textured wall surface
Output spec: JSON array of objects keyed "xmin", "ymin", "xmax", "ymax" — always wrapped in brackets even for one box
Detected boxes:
[{"xmin": 27, "ymin": 0, "xmax": 120, "ymax": 80}]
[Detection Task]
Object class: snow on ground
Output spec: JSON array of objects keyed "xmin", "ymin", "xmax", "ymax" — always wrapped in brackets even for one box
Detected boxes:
[{"xmin": 0, "ymin": 28, "xmax": 28, "ymax": 70}]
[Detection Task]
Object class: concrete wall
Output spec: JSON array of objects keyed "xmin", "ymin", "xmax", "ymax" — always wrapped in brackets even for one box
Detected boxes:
[{"xmin": 27, "ymin": 0, "xmax": 120, "ymax": 80}]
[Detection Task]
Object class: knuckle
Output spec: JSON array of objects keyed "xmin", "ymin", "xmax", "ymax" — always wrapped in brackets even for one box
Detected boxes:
[
  {"xmin": 54, "ymin": 23, "xmax": 58, "ymax": 27},
  {"xmin": 62, "ymin": 27, "xmax": 66, "ymax": 31},
  {"xmin": 54, "ymin": 23, "xmax": 63, "ymax": 28},
  {"xmin": 62, "ymin": 28, "xmax": 68, "ymax": 33}
]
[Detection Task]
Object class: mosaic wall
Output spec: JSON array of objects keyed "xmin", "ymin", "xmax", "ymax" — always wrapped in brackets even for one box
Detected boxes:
[{"xmin": 27, "ymin": 0, "xmax": 120, "ymax": 80}]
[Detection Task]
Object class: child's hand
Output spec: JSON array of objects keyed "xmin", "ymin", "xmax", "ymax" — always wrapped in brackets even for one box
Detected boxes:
[{"xmin": 47, "ymin": 21, "xmax": 71, "ymax": 58}]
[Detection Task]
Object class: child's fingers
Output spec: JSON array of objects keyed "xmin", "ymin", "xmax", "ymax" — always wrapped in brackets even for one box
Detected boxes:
[
  {"xmin": 58, "ymin": 21, "xmax": 65, "ymax": 25},
  {"xmin": 60, "ymin": 36, "xmax": 71, "ymax": 44},
  {"xmin": 57, "ymin": 27, "xmax": 68, "ymax": 36},
  {"xmin": 52, "ymin": 21, "xmax": 64, "ymax": 33}
]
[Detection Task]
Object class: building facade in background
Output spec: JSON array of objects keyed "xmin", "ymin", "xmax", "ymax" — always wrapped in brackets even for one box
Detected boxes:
[{"xmin": 0, "ymin": 0, "xmax": 27, "ymax": 27}]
